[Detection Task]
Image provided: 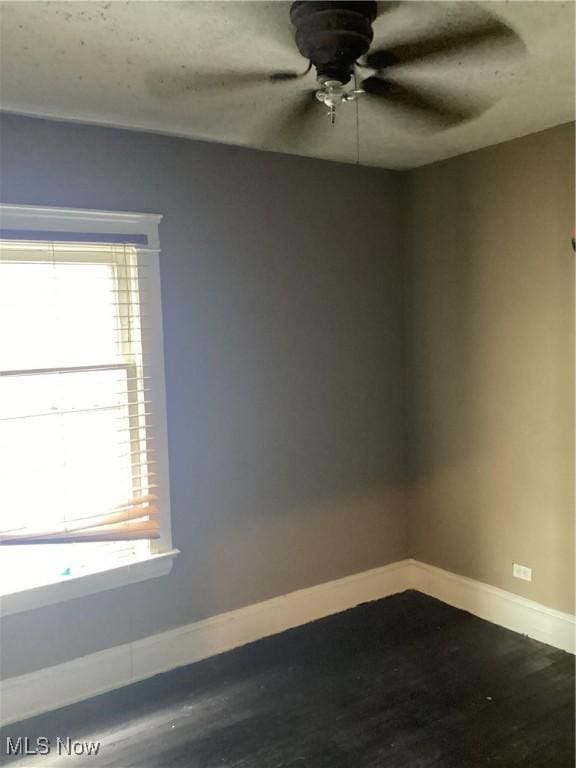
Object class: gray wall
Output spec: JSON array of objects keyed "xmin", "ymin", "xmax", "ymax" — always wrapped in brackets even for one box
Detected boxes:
[
  {"xmin": 404, "ymin": 123, "xmax": 575, "ymax": 614},
  {"xmin": 0, "ymin": 113, "xmax": 407, "ymax": 678}
]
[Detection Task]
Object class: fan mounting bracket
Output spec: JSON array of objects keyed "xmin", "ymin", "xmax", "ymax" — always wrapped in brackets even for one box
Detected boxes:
[{"xmin": 290, "ymin": 1, "xmax": 378, "ymax": 85}]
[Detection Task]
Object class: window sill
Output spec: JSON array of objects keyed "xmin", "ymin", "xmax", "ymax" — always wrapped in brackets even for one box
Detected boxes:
[{"xmin": 0, "ymin": 548, "xmax": 179, "ymax": 618}]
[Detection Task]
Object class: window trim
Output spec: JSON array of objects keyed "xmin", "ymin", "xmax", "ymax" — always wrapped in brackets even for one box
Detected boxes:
[{"xmin": 0, "ymin": 204, "xmax": 178, "ymax": 617}]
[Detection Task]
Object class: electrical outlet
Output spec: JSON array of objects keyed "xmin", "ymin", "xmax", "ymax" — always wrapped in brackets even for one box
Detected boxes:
[{"xmin": 513, "ymin": 563, "xmax": 532, "ymax": 582}]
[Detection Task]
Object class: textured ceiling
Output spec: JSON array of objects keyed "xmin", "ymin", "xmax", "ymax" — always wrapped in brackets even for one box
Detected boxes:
[{"xmin": 0, "ymin": 1, "xmax": 573, "ymax": 169}]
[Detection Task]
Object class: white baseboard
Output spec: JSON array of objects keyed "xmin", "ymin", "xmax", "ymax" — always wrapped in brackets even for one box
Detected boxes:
[
  {"xmin": 408, "ymin": 559, "xmax": 576, "ymax": 655},
  {"xmin": 0, "ymin": 559, "xmax": 411, "ymax": 727},
  {"xmin": 1, "ymin": 557, "xmax": 573, "ymax": 727}
]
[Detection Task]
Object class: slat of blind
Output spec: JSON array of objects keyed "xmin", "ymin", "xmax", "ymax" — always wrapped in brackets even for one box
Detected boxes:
[
  {"xmin": 0, "ymin": 303, "xmax": 151, "ymax": 310},
  {"xmin": 0, "ymin": 266, "xmax": 149, "ymax": 273},
  {"xmin": 0, "ymin": 315, "xmax": 151, "ymax": 323},
  {"xmin": 0, "ymin": 256, "xmax": 153, "ymax": 265},
  {"xmin": 0, "ymin": 230, "xmax": 149, "ymax": 244},
  {"xmin": 0, "ymin": 504, "xmax": 158, "ymax": 537},
  {"xmin": 0, "ymin": 520, "xmax": 161, "ymax": 545},
  {"xmin": 113, "ymin": 493, "xmax": 157, "ymax": 509},
  {"xmin": 0, "ymin": 367, "xmax": 154, "ymax": 378},
  {"xmin": 0, "ymin": 243, "xmax": 158, "ymax": 253},
  {"xmin": 12, "ymin": 463, "xmax": 156, "ymax": 475},
  {"xmin": 0, "ymin": 406, "xmax": 154, "ymax": 422},
  {"xmin": 0, "ymin": 277, "xmax": 151, "ymax": 284},
  {"xmin": 0, "ymin": 390, "xmax": 153, "ymax": 402}
]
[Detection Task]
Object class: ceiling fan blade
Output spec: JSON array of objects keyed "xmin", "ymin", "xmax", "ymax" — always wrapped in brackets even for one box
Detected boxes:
[
  {"xmin": 261, "ymin": 89, "xmax": 324, "ymax": 148},
  {"xmin": 366, "ymin": 16, "xmax": 525, "ymax": 70},
  {"xmin": 270, "ymin": 63, "xmax": 312, "ymax": 82},
  {"xmin": 362, "ymin": 76, "xmax": 489, "ymax": 129},
  {"xmin": 148, "ymin": 67, "xmax": 310, "ymax": 100}
]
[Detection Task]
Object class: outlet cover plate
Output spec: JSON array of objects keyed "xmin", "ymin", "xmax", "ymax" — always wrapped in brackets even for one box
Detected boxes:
[{"xmin": 513, "ymin": 563, "xmax": 532, "ymax": 582}]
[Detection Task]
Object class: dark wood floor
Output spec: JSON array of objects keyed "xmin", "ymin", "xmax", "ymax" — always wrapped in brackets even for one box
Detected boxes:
[{"xmin": 1, "ymin": 591, "xmax": 574, "ymax": 767}]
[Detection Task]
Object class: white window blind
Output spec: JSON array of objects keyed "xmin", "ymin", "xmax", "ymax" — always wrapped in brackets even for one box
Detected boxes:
[{"xmin": 0, "ymin": 240, "xmax": 160, "ymax": 585}]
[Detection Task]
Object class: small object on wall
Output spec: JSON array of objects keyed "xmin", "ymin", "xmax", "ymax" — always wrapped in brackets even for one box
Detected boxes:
[
  {"xmin": 572, "ymin": 228, "xmax": 575, "ymax": 252},
  {"xmin": 513, "ymin": 562, "xmax": 532, "ymax": 582}
]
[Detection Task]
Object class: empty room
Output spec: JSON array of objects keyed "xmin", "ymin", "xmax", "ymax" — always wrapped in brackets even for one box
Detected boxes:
[{"xmin": 0, "ymin": 1, "xmax": 574, "ymax": 766}]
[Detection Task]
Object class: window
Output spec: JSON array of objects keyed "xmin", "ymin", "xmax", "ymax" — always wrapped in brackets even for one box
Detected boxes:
[{"xmin": 0, "ymin": 206, "xmax": 176, "ymax": 616}]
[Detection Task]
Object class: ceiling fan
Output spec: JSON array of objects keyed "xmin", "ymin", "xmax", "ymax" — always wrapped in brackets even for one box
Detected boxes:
[{"xmin": 151, "ymin": 1, "xmax": 526, "ymax": 136}]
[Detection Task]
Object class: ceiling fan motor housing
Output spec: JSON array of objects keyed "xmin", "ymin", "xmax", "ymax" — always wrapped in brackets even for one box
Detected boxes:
[{"xmin": 290, "ymin": 1, "xmax": 377, "ymax": 85}]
